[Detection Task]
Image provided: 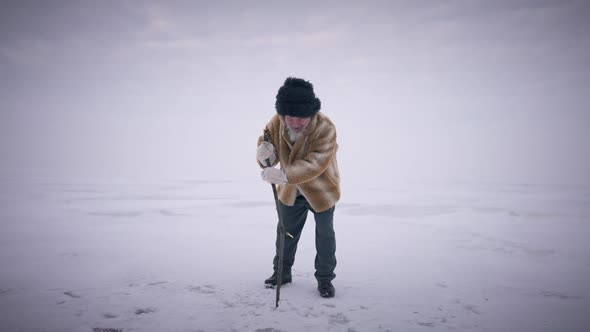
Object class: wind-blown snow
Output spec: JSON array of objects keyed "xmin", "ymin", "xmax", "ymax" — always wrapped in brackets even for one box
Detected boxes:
[{"xmin": 1, "ymin": 176, "xmax": 588, "ymax": 331}]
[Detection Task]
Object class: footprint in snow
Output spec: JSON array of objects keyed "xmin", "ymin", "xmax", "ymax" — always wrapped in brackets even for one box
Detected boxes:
[
  {"xmin": 63, "ymin": 291, "xmax": 82, "ymax": 299},
  {"xmin": 416, "ymin": 321, "xmax": 436, "ymax": 328},
  {"xmin": 187, "ymin": 284, "xmax": 217, "ymax": 294},
  {"xmin": 463, "ymin": 303, "xmax": 481, "ymax": 315},
  {"xmin": 0, "ymin": 288, "xmax": 15, "ymax": 295},
  {"xmin": 135, "ymin": 307, "xmax": 157, "ymax": 315},
  {"xmin": 329, "ymin": 313, "xmax": 350, "ymax": 325},
  {"xmin": 537, "ymin": 291, "xmax": 583, "ymax": 300}
]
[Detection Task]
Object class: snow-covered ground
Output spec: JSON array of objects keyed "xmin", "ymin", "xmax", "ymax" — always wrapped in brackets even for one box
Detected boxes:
[{"xmin": 0, "ymin": 176, "xmax": 589, "ymax": 332}]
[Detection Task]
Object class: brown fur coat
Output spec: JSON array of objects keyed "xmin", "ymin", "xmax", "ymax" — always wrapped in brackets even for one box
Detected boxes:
[{"xmin": 257, "ymin": 112, "xmax": 341, "ymax": 212}]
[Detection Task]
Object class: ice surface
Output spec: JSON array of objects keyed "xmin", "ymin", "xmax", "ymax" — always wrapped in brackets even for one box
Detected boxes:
[{"xmin": 1, "ymin": 176, "xmax": 589, "ymax": 331}]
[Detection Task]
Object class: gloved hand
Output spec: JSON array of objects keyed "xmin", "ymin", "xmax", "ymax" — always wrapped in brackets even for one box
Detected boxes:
[
  {"xmin": 261, "ymin": 167, "xmax": 288, "ymax": 184},
  {"xmin": 257, "ymin": 141, "xmax": 276, "ymax": 165}
]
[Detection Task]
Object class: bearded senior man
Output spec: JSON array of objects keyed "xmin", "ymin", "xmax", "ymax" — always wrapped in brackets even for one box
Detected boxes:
[{"xmin": 256, "ymin": 77, "xmax": 341, "ymax": 298}]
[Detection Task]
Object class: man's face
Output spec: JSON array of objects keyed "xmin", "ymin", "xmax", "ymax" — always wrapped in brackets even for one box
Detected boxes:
[{"xmin": 285, "ymin": 115, "xmax": 311, "ymax": 133}]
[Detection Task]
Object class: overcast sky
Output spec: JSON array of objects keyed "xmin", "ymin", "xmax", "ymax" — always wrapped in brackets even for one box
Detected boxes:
[{"xmin": 1, "ymin": 0, "xmax": 589, "ymax": 185}]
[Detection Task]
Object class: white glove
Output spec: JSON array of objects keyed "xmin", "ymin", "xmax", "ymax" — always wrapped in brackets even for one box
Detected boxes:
[
  {"xmin": 257, "ymin": 141, "xmax": 276, "ymax": 165},
  {"xmin": 261, "ymin": 167, "xmax": 288, "ymax": 184}
]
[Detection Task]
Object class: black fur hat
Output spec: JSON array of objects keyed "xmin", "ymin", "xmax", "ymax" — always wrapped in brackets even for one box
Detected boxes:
[{"xmin": 275, "ymin": 77, "xmax": 321, "ymax": 118}]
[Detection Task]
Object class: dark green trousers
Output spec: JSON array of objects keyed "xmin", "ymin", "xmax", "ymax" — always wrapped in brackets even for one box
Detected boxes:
[{"xmin": 273, "ymin": 195, "xmax": 336, "ymax": 282}]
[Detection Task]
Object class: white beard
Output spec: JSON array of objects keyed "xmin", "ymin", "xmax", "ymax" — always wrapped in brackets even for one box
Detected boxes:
[{"xmin": 286, "ymin": 126, "xmax": 303, "ymax": 143}]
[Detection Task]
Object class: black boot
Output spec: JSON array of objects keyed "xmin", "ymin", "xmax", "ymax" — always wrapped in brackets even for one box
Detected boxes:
[
  {"xmin": 264, "ymin": 272, "xmax": 292, "ymax": 286},
  {"xmin": 317, "ymin": 280, "xmax": 335, "ymax": 298}
]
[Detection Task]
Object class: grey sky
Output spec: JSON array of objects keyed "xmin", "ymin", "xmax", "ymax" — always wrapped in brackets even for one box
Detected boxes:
[{"xmin": 1, "ymin": 0, "xmax": 589, "ymax": 185}]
